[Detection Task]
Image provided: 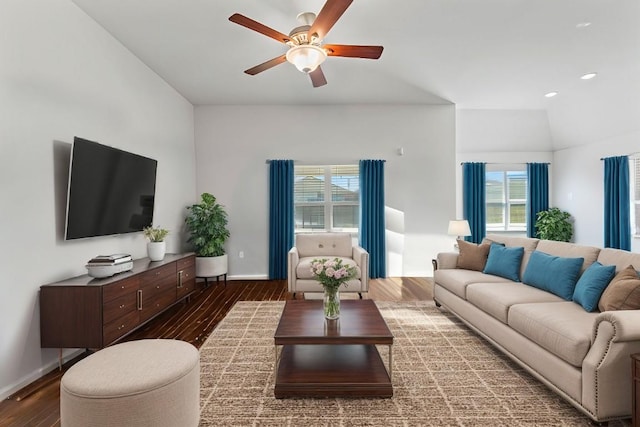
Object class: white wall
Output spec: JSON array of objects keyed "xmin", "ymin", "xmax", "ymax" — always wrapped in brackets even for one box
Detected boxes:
[
  {"xmin": 553, "ymin": 130, "xmax": 640, "ymax": 250},
  {"xmin": 194, "ymin": 104, "xmax": 456, "ymax": 278},
  {"xmin": 0, "ymin": 0, "xmax": 196, "ymax": 399}
]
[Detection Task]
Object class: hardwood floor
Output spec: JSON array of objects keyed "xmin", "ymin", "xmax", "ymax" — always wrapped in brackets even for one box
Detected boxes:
[{"xmin": 0, "ymin": 277, "xmax": 433, "ymax": 427}]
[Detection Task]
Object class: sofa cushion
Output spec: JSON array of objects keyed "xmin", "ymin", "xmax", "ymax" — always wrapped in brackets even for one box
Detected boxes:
[
  {"xmin": 598, "ymin": 265, "xmax": 640, "ymax": 311},
  {"xmin": 296, "ymin": 257, "xmax": 361, "ymax": 280},
  {"xmin": 295, "ymin": 233, "xmax": 353, "ymax": 258},
  {"xmin": 573, "ymin": 261, "xmax": 616, "ymax": 312},
  {"xmin": 522, "ymin": 251, "xmax": 584, "ymax": 300},
  {"xmin": 508, "ymin": 302, "xmax": 598, "ymax": 367},
  {"xmin": 483, "ymin": 243, "xmax": 524, "ymax": 281},
  {"xmin": 466, "ymin": 282, "xmax": 564, "ymax": 324},
  {"xmin": 434, "ymin": 269, "xmax": 512, "ymax": 299},
  {"xmin": 456, "ymin": 240, "xmax": 490, "ymax": 271},
  {"xmin": 536, "ymin": 240, "xmax": 600, "ymax": 273}
]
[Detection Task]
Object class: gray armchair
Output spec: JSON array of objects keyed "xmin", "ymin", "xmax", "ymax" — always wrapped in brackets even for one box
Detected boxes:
[{"xmin": 287, "ymin": 232, "xmax": 369, "ymax": 298}]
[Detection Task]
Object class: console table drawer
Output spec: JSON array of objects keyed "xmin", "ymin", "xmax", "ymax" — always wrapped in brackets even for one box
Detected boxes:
[
  {"xmin": 177, "ymin": 266, "xmax": 196, "ymax": 299},
  {"xmin": 103, "ymin": 292, "xmax": 138, "ymax": 325},
  {"xmin": 103, "ymin": 276, "xmax": 140, "ymax": 303},
  {"xmin": 176, "ymin": 256, "xmax": 195, "ymax": 270},
  {"xmin": 140, "ymin": 288, "xmax": 176, "ymax": 322},
  {"xmin": 103, "ymin": 310, "xmax": 140, "ymax": 345},
  {"xmin": 141, "ymin": 263, "xmax": 176, "ymax": 283}
]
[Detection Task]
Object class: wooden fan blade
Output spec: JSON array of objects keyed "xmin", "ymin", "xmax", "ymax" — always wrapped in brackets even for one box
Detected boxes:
[
  {"xmin": 229, "ymin": 13, "xmax": 291, "ymax": 44},
  {"xmin": 309, "ymin": 67, "xmax": 328, "ymax": 88},
  {"xmin": 324, "ymin": 44, "xmax": 384, "ymax": 59},
  {"xmin": 308, "ymin": 0, "xmax": 353, "ymax": 41},
  {"xmin": 244, "ymin": 55, "xmax": 287, "ymax": 75}
]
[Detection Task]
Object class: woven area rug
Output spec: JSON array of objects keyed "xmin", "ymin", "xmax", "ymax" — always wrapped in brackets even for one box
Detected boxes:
[{"xmin": 199, "ymin": 301, "xmax": 630, "ymax": 426}]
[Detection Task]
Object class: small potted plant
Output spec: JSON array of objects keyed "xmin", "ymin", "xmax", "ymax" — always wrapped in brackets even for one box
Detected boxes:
[
  {"xmin": 535, "ymin": 207, "xmax": 573, "ymax": 242},
  {"xmin": 185, "ymin": 193, "xmax": 230, "ymax": 278},
  {"xmin": 143, "ymin": 226, "xmax": 169, "ymax": 261}
]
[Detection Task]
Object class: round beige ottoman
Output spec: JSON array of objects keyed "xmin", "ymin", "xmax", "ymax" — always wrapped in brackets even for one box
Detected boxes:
[{"xmin": 60, "ymin": 339, "xmax": 199, "ymax": 427}]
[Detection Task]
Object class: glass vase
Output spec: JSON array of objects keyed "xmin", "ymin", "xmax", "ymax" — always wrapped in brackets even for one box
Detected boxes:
[{"xmin": 323, "ymin": 288, "xmax": 340, "ymax": 320}]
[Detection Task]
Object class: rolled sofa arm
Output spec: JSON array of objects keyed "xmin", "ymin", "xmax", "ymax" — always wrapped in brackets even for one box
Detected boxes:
[
  {"xmin": 593, "ymin": 310, "xmax": 640, "ymax": 342},
  {"xmin": 581, "ymin": 309, "xmax": 640, "ymax": 419},
  {"xmin": 436, "ymin": 252, "xmax": 459, "ymax": 270},
  {"xmin": 352, "ymin": 246, "xmax": 369, "ymax": 291}
]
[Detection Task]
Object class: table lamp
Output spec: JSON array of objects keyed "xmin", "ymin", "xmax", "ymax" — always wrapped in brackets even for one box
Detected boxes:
[{"xmin": 448, "ymin": 220, "xmax": 472, "ymax": 249}]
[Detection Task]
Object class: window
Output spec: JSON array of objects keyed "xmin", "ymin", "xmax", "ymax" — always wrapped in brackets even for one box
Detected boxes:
[
  {"xmin": 632, "ymin": 158, "xmax": 640, "ymax": 236},
  {"xmin": 294, "ymin": 165, "xmax": 359, "ymax": 232},
  {"xmin": 486, "ymin": 168, "xmax": 527, "ymax": 232}
]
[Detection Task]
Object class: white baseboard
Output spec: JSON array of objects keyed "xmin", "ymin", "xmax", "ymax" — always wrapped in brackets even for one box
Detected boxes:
[{"xmin": 0, "ymin": 348, "xmax": 84, "ymax": 400}]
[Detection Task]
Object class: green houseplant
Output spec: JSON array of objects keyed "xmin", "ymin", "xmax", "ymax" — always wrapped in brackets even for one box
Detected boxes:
[
  {"xmin": 535, "ymin": 207, "xmax": 573, "ymax": 242},
  {"xmin": 185, "ymin": 193, "xmax": 230, "ymax": 277},
  {"xmin": 142, "ymin": 226, "xmax": 169, "ymax": 261}
]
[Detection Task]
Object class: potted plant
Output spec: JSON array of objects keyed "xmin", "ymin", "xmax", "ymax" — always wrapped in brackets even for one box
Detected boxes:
[
  {"xmin": 185, "ymin": 193, "xmax": 230, "ymax": 278},
  {"xmin": 143, "ymin": 226, "xmax": 169, "ymax": 261},
  {"xmin": 535, "ymin": 207, "xmax": 573, "ymax": 242}
]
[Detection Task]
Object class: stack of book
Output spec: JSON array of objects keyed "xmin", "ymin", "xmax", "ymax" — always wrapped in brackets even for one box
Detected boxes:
[
  {"xmin": 86, "ymin": 254, "xmax": 133, "ymax": 278},
  {"xmin": 87, "ymin": 253, "xmax": 132, "ymax": 265}
]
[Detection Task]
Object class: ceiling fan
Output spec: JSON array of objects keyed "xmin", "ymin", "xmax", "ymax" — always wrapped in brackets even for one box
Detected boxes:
[{"xmin": 229, "ymin": 0, "xmax": 383, "ymax": 88}]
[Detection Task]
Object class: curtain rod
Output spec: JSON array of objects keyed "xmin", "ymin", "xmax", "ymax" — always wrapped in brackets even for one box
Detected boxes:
[
  {"xmin": 600, "ymin": 154, "xmax": 640, "ymax": 160},
  {"xmin": 459, "ymin": 162, "xmax": 550, "ymax": 165},
  {"xmin": 266, "ymin": 160, "xmax": 386, "ymax": 164}
]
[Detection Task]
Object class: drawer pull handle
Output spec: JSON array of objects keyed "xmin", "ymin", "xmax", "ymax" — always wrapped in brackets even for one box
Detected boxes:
[
  {"xmin": 121, "ymin": 285, "xmax": 125, "ymax": 289},
  {"xmin": 119, "ymin": 304, "xmax": 125, "ymax": 309},
  {"xmin": 177, "ymin": 271, "xmax": 183, "ymax": 288},
  {"xmin": 156, "ymin": 285, "xmax": 160, "ymax": 289},
  {"xmin": 118, "ymin": 324, "xmax": 125, "ymax": 330},
  {"xmin": 137, "ymin": 290, "xmax": 143, "ymax": 310}
]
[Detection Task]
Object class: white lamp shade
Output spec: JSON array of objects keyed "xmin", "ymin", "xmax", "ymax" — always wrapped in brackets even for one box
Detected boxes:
[
  {"xmin": 285, "ymin": 45, "xmax": 327, "ymax": 73},
  {"xmin": 448, "ymin": 220, "xmax": 471, "ymax": 237}
]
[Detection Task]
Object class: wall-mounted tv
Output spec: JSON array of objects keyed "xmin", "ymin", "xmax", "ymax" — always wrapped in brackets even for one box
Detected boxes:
[{"xmin": 65, "ymin": 137, "xmax": 158, "ymax": 240}]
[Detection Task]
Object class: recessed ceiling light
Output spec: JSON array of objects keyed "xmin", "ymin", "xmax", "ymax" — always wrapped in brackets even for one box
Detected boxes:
[
  {"xmin": 545, "ymin": 91, "xmax": 558, "ymax": 98},
  {"xmin": 581, "ymin": 72, "xmax": 597, "ymax": 80},
  {"xmin": 576, "ymin": 22, "xmax": 592, "ymax": 28}
]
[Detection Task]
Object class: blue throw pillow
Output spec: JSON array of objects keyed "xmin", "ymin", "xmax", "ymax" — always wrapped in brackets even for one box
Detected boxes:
[
  {"xmin": 573, "ymin": 261, "xmax": 616, "ymax": 312},
  {"xmin": 483, "ymin": 243, "xmax": 524, "ymax": 281},
  {"xmin": 522, "ymin": 251, "xmax": 584, "ymax": 300}
]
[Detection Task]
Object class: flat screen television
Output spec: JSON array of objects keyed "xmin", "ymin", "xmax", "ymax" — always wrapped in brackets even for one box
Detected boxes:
[{"xmin": 65, "ymin": 137, "xmax": 158, "ymax": 240}]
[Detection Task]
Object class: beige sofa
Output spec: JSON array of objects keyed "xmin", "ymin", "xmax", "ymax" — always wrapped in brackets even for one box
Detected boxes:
[
  {"xmin": 434, "ymin": 234, "xmax": 640, "ymax": 422},
  {"xmin": 288, "ymin": 232, "xmax": 369, "ymax": 298}
]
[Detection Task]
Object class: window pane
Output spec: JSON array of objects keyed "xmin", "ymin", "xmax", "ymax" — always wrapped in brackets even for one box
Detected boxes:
[
  {"xmin": 295, "ymin": 166, "xmax": 325, "ymax": 202},
  {"xmin": 508, "ymin": 171, "xmax": 527, "ymax": 199},
  {"xmin": 331, "ymin": 166, "xmax": 359, "ymax": 202},
  {"xmin": 295, "ymin": 206, "xmax": 324, "ymax": 230},
  {"xmin": 333, "ymin": 205, "xmax": 358, "ymax": 229},
  {"xmin": 486, "ymin": 172, "xmax": 504, "ymax": 203},
  {"xmin": 510, "ymin": 203, "xmax": 526, "ymax": 224},
  {"xmin": 487, "ymin": 203, "xmax": 504, "ymax": 225}
]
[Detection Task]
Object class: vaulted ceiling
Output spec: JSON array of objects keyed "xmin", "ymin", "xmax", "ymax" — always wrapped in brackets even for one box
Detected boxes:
[{"xmin": 71, "ymin": 0, "xmax": 640, "ymax": 149}]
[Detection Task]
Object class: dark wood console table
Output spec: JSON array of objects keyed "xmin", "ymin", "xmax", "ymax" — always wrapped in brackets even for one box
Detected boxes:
[{"xmin": 40, "ymin": 253, "xmax": 195, "ymax": 349}]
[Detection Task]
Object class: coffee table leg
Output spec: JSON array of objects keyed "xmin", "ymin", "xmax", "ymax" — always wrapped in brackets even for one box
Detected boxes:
[
  {"xmin": 274, "ymin": 345, "xmax": 281, "ymax": 377},
  {"xmin": 389, "ymin": 345, "xmax": 393, "ymax": 381}
]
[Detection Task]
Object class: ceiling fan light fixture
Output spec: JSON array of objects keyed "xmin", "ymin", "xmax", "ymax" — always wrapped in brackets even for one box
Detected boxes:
[{"xmin": 286, "ymin": 44, "xmax": 327, "ymax": 73}]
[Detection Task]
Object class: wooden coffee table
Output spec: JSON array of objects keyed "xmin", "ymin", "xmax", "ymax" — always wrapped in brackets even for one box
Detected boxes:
[{"xmin": 273, "ymin": 299, "xmax": 393, "ymax": 398}]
